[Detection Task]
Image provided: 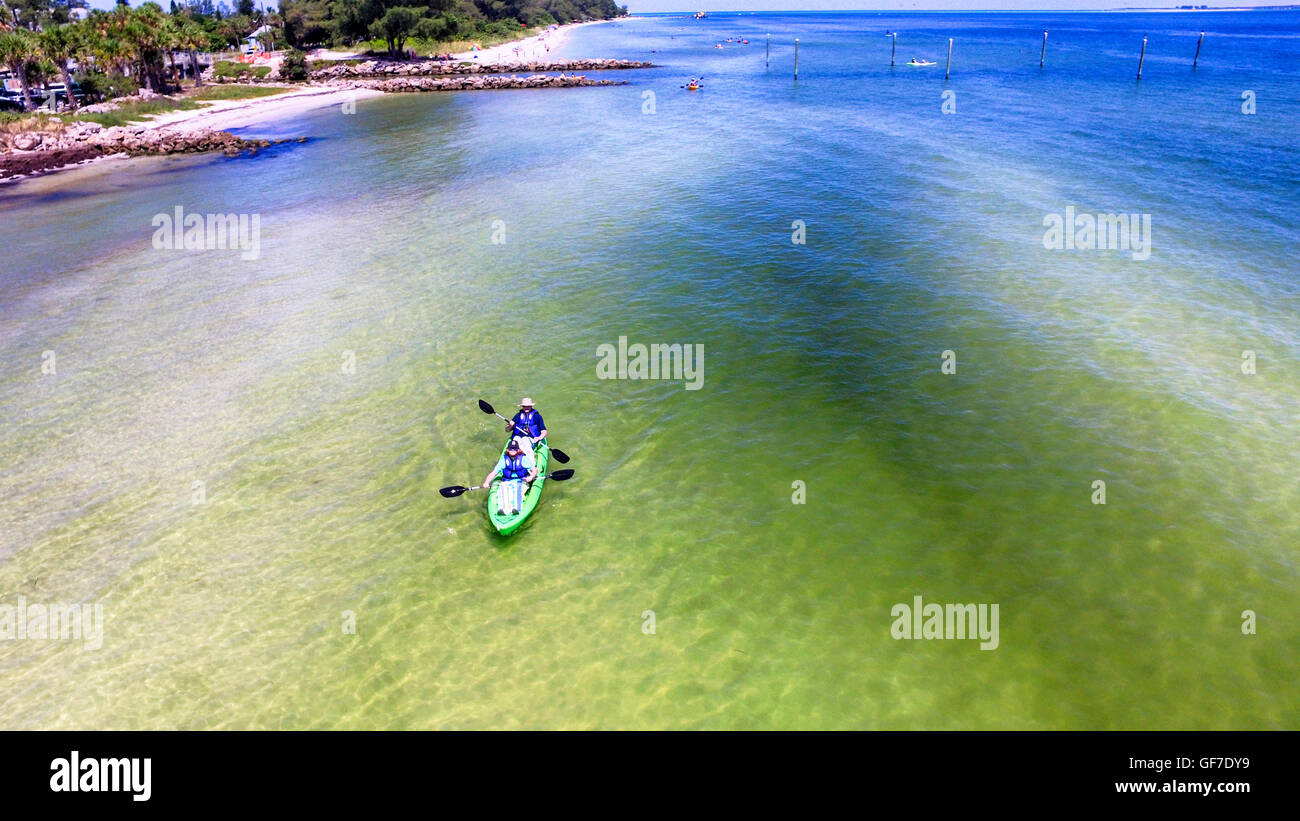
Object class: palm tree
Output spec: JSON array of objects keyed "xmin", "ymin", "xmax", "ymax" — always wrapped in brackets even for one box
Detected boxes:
[
  {"xmin": 94, "ymin": 35, "xmax": 132, "ymax": 77},
  {"xmin": 161, "ymin": 16, "xmax": 181, "ymax": 87},
  {"xmin": 121, "ymin": 6, "xmax": 167, "ymax": 92},
  {"xmin": 180, "ymin": 22, "xmax": 207, "ymax": 87},
  {"xmin": 37, "ymin": 23, "xmax": 80, "ymax": 111},
  {"xmin": 256, "ymin": 28, "xmax": 277, "ymax": 53},
  {"xmin": 86, "ymin": 8, "xmax": 133, "ymax": 77},
  {"xmin": 216, "ymin": 18, "xmax": 239, "ymax": 50},
  {"xmin": 0, "ymin": 29, "xmax": 36, "ymax": 111}
]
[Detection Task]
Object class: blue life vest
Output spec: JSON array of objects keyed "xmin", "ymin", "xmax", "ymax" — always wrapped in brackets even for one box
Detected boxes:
[
  {"xmin": 512, "ymin": 410, "xmax": 542, "ymax": 438},
  {"xmin": 501, "ymin": 453, "xmax": 529, "ymax": 481}
]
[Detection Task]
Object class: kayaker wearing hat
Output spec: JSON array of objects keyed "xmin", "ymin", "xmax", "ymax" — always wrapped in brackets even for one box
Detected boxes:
[
  {"xmin": 505, "ymin": 397, "xmax": 547, "ymax": 457},
  {"xmin": 482, "ymin": 438, "xmax": 538, "ymax": 516}
]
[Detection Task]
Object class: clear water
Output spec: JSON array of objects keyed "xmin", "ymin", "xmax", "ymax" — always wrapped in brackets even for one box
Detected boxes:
[{"xmin": 0, "ymin": 11, "xmax": 1296, "ymax": 729}]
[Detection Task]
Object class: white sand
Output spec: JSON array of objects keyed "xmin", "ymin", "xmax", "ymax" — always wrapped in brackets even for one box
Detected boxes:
[
  {"xmin": 309, "ymin": 19, "xmax": 616, "ymax": 66},
  {"xmin": 3, "ymin": 19, "xmax": 619, "ymax": 185},
  {"xmin": 451, "ymin": 19, "xmax": 615, "ymax": 64},
  {"xmin": 1, "ymin": 86, "xmax": 384, "ymax": 186},
  {"xmin": 146, "ymin": 86, "xmax": 385, "ymax": 135}
]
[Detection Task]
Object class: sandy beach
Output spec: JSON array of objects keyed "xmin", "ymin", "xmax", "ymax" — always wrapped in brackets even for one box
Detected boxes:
[
  {"xmin": 156, "ymin": 19, "xmax": 619, "ymax": 133},
  {"xmin": 1, "ymin": 18, "xmax": 624, "ymax": 185},
  {"xmin": 105, "ymin": 17, "xmax": 618, "ymax": 136},
  {"xmin": 449, "ymin": 19, "xmax": 614, "ymax": 63},
  {"xmin": 312, "ymin": 19, "xmax": 614, "ymax": 65},
  {"xmin": 147, "ymin": 86, "xmax": 386, "ymax": 134},
  {"xmin": 0, "ymin": 86, "xmax": 383, "ymax": 186}
]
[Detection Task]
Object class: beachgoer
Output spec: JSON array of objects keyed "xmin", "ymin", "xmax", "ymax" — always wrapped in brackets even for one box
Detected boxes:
[
  {"xmin": 482, "ymin": 439, "xmax": 537, "ymax": 516},
  {"xmin": 505, "ymin": 398, "xmax": 547, "ymax": 457}
]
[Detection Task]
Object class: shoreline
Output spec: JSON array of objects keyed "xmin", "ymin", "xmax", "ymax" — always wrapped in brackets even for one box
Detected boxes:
[
  {"xmin": 449, "ymin": 18, "xmax": 614, "ymax": 63},
  {"xmin": 0, "ymin": 86, "xmax": 380, "ymax": 187},
  {"xmin": 310, "ymin": 18, "xmax": 616, "ymax": 64},
  {"xmin": 1, "ymin": 18, "xmax": 626, "ymax": 187},
  {"xmin": 144, "ymin": 86, "xmax": 386, "ymax": 135}
]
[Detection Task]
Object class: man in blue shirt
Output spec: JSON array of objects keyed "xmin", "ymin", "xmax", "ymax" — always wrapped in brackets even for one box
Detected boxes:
[
  {"xmin": 481, "ymin": 438, "xmax": 537, "ymax": 516},
  {"xmin": 505, "ymin": 397, "xmax": 547, "ymax": 457}
]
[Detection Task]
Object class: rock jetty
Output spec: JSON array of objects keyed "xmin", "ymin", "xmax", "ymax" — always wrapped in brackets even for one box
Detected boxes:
[
  {"xmin": 312, "ymin": 58, "xmax": 653, "ymax": 80},
  {"xmin": 0, "ymin": 120, "xmax": 293, "ymax": 182},
  {"xmin": 334, "ymin": 73, "xmax": 628, "ymax": 93}
]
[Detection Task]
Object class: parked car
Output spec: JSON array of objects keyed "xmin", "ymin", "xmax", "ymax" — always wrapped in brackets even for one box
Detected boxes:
[
  {"xmin": 43, "ymin": 81, "xmax": 87, "ymax": 108},
  {"xmin": 0, "ymin": 81, "xmax": 26, "ymax": 110}
]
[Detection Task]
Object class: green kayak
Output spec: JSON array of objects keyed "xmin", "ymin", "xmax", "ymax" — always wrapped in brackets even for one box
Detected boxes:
[{"xmin": 487, "ymin": 439, "xmax": 550, "ymax": 535}]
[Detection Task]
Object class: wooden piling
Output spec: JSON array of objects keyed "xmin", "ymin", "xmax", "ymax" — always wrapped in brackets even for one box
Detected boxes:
[
  {"xmin": 766, "ymin": 33, "xmax": 770, "ymax": 69},
  {"xmin": 945, "ymin": 38, "xmax": 953, "ymax": 81},
  {"xmin": 1137, "ymin": 35, "xmax": 1147, "ymax": 80},
  {"xmin": 1193, "ymin": 31, "xmax": 1204, "ymax": 69},
  {"xmin": 1040, "ymin": 30, "xmax": 1047, "ymax": 68},
  {"xmin": 794, "ymin": 38, "xmax": 799, "ymax": 80}
]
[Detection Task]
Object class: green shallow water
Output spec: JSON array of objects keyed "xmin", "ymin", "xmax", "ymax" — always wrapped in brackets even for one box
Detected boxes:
[{"xmin": 0, "ymin": 12, "xmax": 1297, "ymax": 728}]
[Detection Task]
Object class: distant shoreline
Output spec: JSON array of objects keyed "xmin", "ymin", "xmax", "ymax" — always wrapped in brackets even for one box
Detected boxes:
[
  {"xmin": 1109, "ymin": 6, "xmax": 1290, "ymax": 10},
  {"xmin": 0, "ymin": 19, "xmax": 622, "ymax": 188}
]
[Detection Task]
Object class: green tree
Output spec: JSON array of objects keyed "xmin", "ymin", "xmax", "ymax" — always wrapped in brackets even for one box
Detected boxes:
[
  {"xmin": 368, "ymin": 6, "xmax": 422, "ymax": 57},
  {"xmin": 179, "ymin": 20, "xmax": 206, "ymax": 85},
  {"xmin": 121, "ymin": 3, "xmax": 169, "ymax": 92},
  {"xmin": 280, "ymin": 0, "xmax": 332, "ymax": 48},
  {"xmin": 36, "ymin": 22, "xmax": 80, "ymax": 110},
  {"xmin": 279, "ymin": 46, "xmax": 307, "ymax": 80},
  {"xmin": 0, "ymin": 29, "xmax": 37, "ymax": 110},
  {"xmin": 0, "ymin": 29, "xmax": 42, "ymax": 110},
  {"xmin": 214, "ymin": 15, "xmax": 240, "ymax": 47},
  {"xmin": 255, "ymin": 26, "xmax": 280, "ymax": 51},
  {"xmin": 5, "ymin": 0, "xmax": 88, "ymax": 29}
]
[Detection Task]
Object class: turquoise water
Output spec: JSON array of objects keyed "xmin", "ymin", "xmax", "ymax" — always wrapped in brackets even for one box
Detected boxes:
[{"xmin": 0, "ymin": 11, "xmax": 1297, "ymax": 729}]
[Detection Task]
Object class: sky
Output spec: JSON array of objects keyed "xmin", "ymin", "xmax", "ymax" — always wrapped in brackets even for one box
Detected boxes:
[{"xmin": 82, "ymin": 0, "xmax": 1292, "ymax": 13}]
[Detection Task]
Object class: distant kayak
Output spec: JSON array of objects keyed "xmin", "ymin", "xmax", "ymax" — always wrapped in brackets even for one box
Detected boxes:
[
  {"xmin": 488, "ymin": 439, "xmax": 550, "ymax": 535},
  {"xmin": 908, "ymin": 60, "xmax": 937, "ymax": 66}
]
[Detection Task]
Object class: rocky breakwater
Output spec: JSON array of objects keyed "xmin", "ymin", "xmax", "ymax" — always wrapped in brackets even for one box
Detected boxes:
[
  {"xmin": 313, "ymin": 58, "xmax": 653, "ymax": 80},
  {"xmin": 333, "ymin": 73, "xmax": 628, "ymax": 94},
  {"xmin": 1, "ymin": 119, "xmax": 297, "ymax": 182}
]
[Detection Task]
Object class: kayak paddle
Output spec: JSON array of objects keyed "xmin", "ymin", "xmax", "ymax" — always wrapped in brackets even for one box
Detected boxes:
[
  {"xmin": 477, "ymin": 399, "xmax": 570, "ymax": 464},
  {"xmin": 439, "ymin": 469, "xmax": 575, "ymax": 498}
]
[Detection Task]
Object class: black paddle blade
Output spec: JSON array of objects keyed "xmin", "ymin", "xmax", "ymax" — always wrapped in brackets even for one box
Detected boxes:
[
  {"xmin": 548, "ymin": 469, "xmax": 575, "ymax": 481},
  {"xmin": 548, "ymin": 447, "xmax": 570, "ymax": 464},
  {"xmin": 439, "ymin": 485, "xmax": 470, "ymax": 498},
  {"xmin": 478, "ymin": 399, "xmax": 495, "ymax": 415}
]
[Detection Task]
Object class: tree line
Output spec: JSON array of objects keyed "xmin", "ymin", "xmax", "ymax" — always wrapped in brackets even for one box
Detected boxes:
[
  {"xmin": 281, "ymin": 1, "xmax": 629, "ymax": 53},
  {"xmin": 1, "ymin": 1, "xmax": 287, "ymax": 109}
]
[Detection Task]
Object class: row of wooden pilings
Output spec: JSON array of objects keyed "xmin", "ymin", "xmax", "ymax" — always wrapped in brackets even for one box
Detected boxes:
[{"xmin": 762, "ymin": 31, "xmax": 1210, "ymax": 81}]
